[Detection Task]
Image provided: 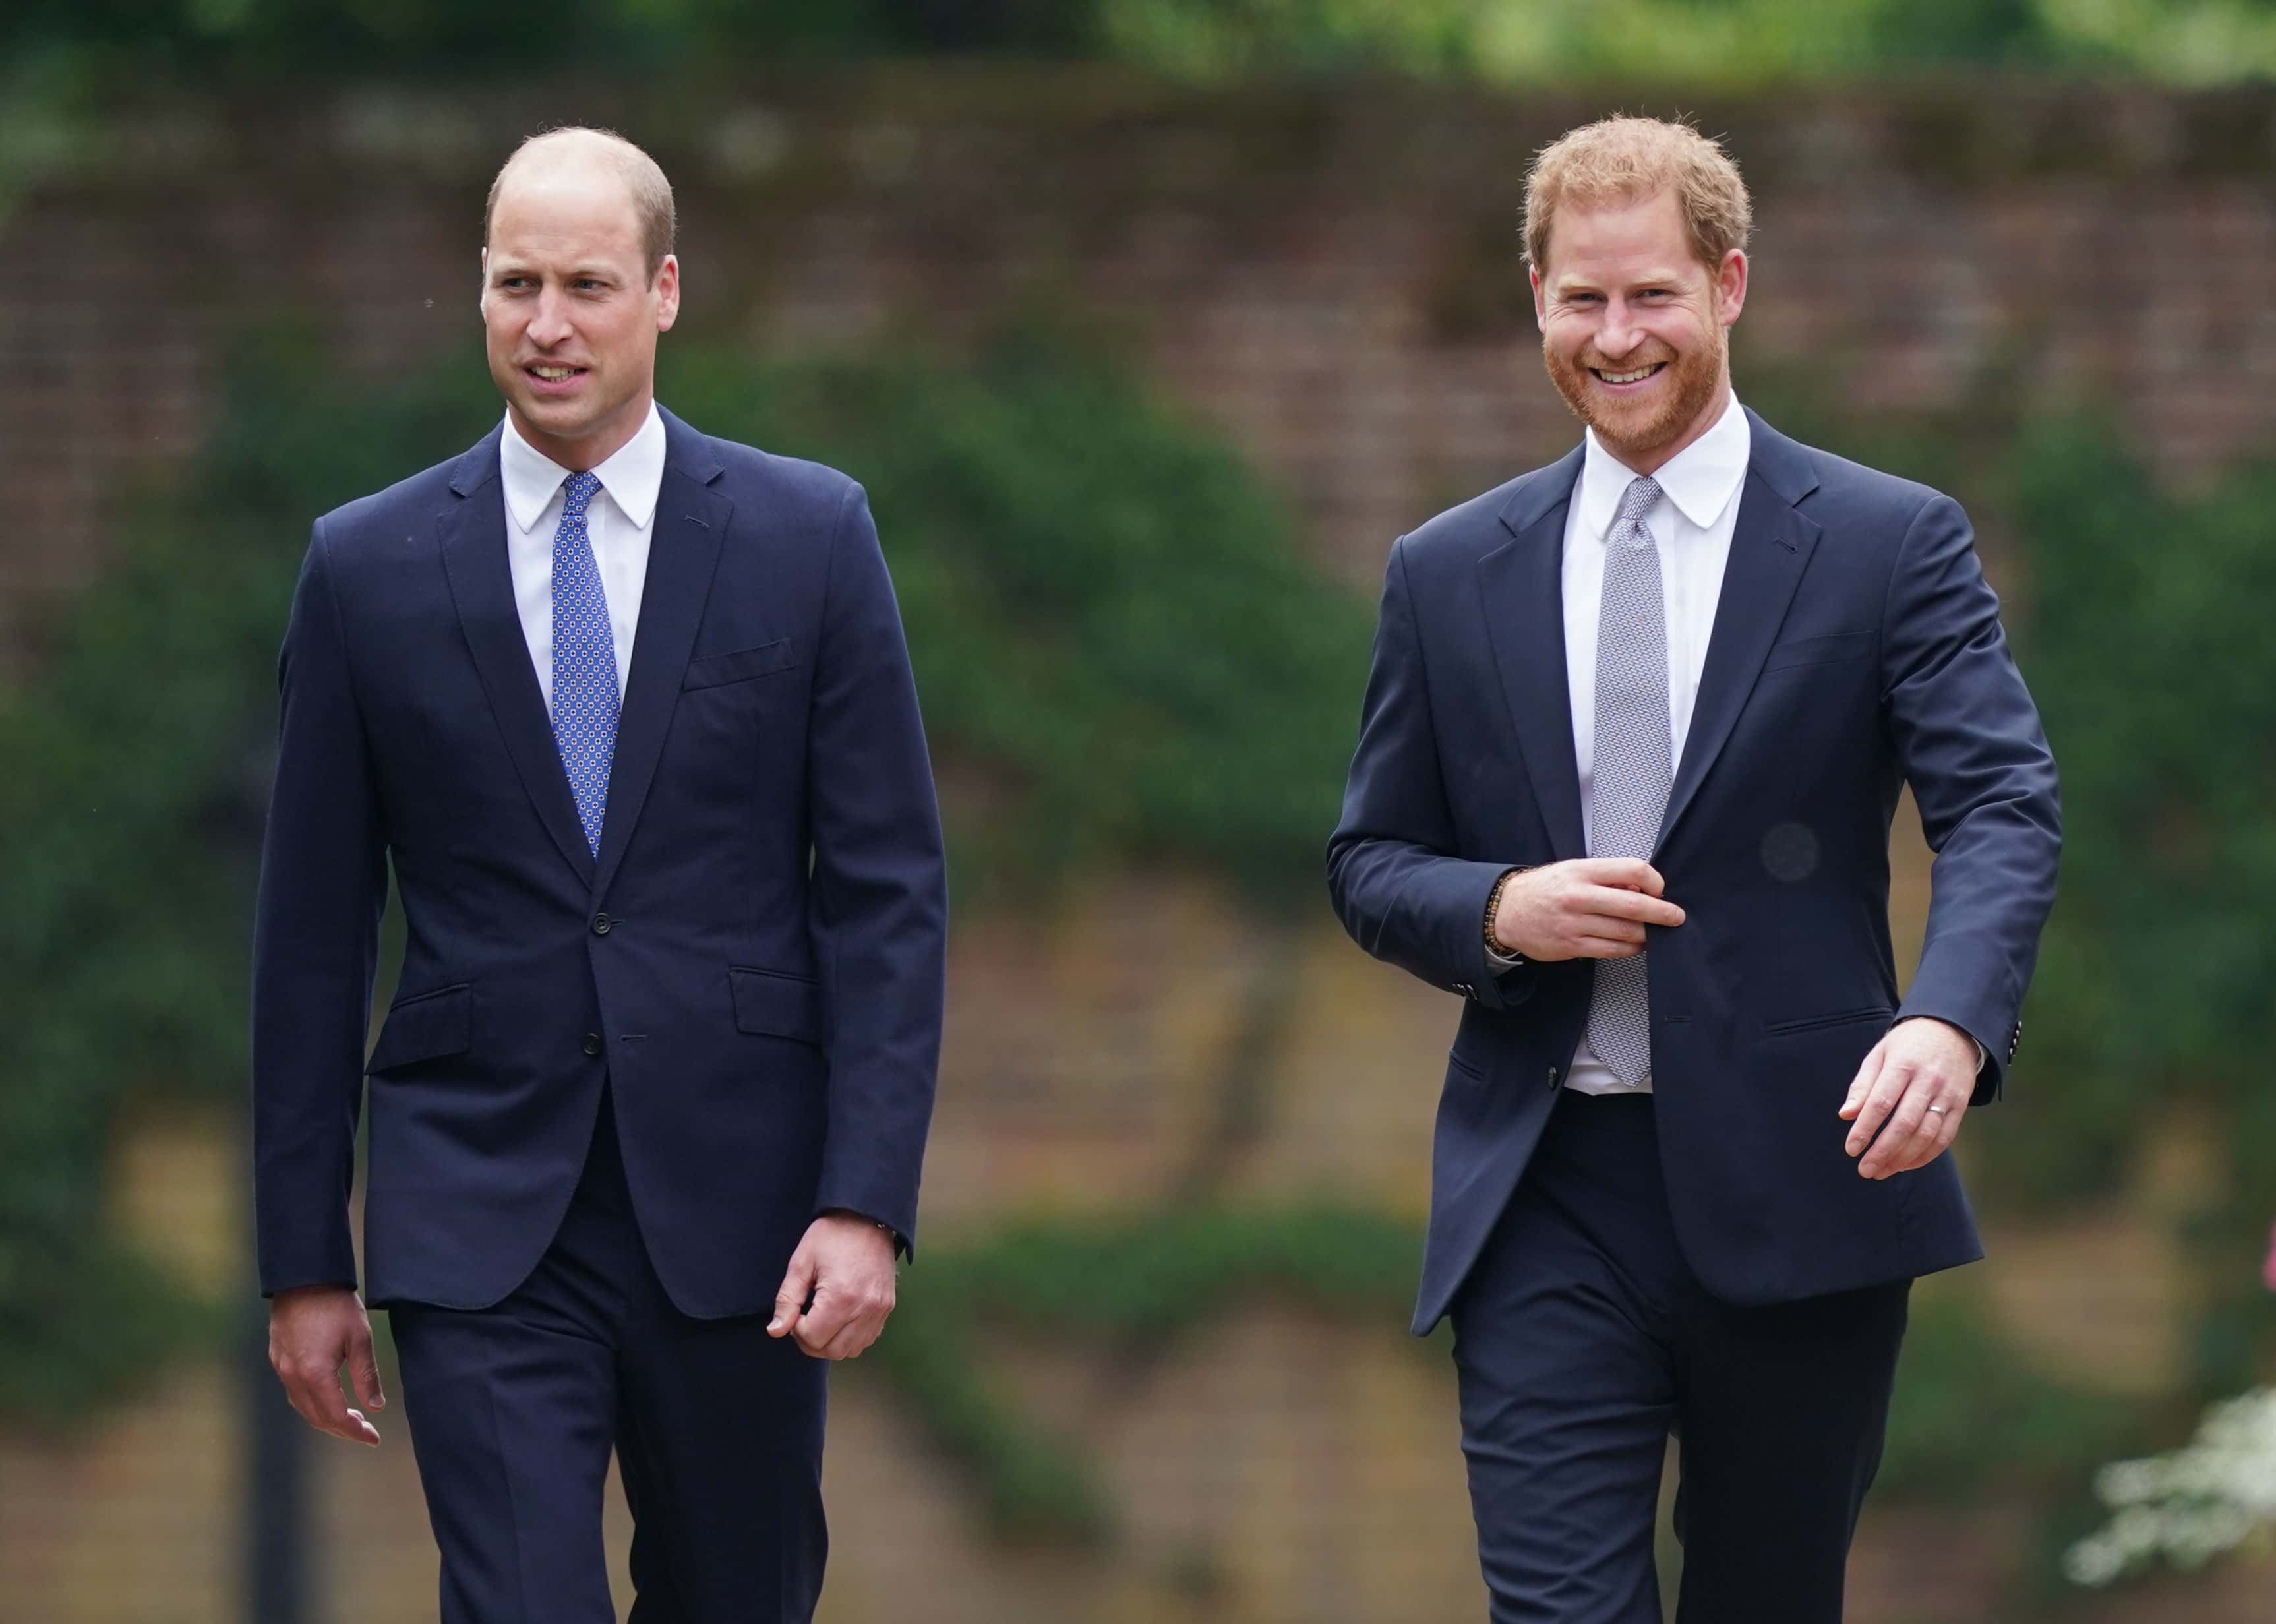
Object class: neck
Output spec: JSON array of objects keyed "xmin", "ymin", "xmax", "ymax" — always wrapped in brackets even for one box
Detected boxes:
[{"xmin": 509, "ymin": 388, "xmax": 654, "ymax": 473}]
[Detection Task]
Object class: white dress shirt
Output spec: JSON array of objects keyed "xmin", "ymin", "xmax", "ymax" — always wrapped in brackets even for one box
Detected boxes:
[
  {"xmin": 499, "ymin": 404, "xmax": 667, "ymax": 712},
  {"xmin": 1559, "ymin": 391, "xmax": 1750, "ymax": 1095}
]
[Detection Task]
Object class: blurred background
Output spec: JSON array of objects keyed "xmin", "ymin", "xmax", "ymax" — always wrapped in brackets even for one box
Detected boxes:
[{"xmin": 7, "ymin": 2, "xmax": 2276, "ymax": 1620}]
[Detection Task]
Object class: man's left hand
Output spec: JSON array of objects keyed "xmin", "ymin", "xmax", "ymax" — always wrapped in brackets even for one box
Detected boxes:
[
  {"xmin": 768, "ymin": 1213, "xmax": 899, "ymax": 1360},
  {"xmin": 1839, "ymin": 1018, "xmax": 1977, "ymax": 1180}
]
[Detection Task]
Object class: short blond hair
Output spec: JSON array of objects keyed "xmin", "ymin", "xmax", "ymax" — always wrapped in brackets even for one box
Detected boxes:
[
  {"xmin": 1524, "ymin": 117, "xmax": 1751, "ymax": 276},
  {"xmin": 485, "ymin": 126, "xmax": 676, "ymax": 281}
]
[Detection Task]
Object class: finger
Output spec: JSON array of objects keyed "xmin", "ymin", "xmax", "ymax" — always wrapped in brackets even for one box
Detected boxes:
[
  {"xmin": 1567, "ymin": 915, "xmax": 1647, "ymax": 946},
  {"xmin": 794, "ymin": 1286, "xmax": 856, "ymax": 1356},
  {"xmin": 769, "ymin": 1249, "xmax": 817, "ymax": 1339},
  {"xmin": 1843, "ymin": 1058, "xmax": 1913, "ymax": 1157},
  {"xmin": 818, "ymin": 1315, "xmax": 882, "ymax": 1362},
  {"xmin": 1880, "ymin": 1098, "xmax": 1967, "ymax": 1178},
  {"xmin": 1839, "ymin": 1044, "xmax": 1888, "ymax": 1122},
  {"xmin": 1571, "ymin": 934, "xmax": 1644, "ymax": 959},
  {"xmin": 1577, "ymin": 858, "xmax": 1666, "ymax": 896},
  {"xmin": 347, "ymin": 1324, "xmax": 386, "ymax": 1412},
  {"xmin": 291, "ymin": 1365, "xmax": 378, "ymax": 1445},
  {"xmin": 1585, "ymin": 888, "xmax": 1686, "ymax": 928},
  {"xmin": 1858, "ymin": 1082, "xmax": 1935, "ymax": 1178}
]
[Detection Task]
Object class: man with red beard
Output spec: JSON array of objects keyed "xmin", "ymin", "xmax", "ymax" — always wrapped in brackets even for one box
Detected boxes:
[{"xmin": 1327, "ymin": 117, "xmax": 2058, "ymax": 1623}]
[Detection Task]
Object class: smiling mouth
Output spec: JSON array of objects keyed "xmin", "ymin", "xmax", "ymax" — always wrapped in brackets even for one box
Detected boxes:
[
  {"xmin": 525, "ymin": 364, "xmax": 587, "ymax": 382},
  {"xmin": 1591, "ymin": 363, "xmax": 1666, "ymax": 386}
]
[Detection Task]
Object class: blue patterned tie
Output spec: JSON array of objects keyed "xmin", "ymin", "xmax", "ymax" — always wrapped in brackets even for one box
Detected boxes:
[{"xmin": 549, "ymin": 471, "xmax": 619, "ymax": 857}]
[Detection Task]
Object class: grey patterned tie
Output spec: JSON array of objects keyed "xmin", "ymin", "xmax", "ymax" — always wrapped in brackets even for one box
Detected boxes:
[{"xmin": 1587, "ymin": 475, "xmax": 1670, "ymax": 1085}]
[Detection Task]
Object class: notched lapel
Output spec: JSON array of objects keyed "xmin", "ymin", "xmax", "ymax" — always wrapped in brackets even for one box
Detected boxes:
[
  {"xmin": 1480, "ymin": 452, "xmax": 1587, "ymax": 860},
  {"xmin": 437, "ymin": 448, "xmax": 597, "ymax": 887},
  {"xmin": 589, "ymin": 466, "xmax": 731, "ymax": 903},
  {"xmin": 1656, "ymin": 466, "xmax": 1822, "ymax": 853}
]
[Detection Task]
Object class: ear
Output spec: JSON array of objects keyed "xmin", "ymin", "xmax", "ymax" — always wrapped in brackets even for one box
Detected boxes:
[
  {"xmin": 1529, "ymin": 264, "xmax": 1547, "ymax": 334},
  {"xmin": 1715, "ymin": 249, "xmax": 1748, "ymax": 328},
  {"xmin": 654, "ymin": 253, "xmax": 681, "ymax": 333}
]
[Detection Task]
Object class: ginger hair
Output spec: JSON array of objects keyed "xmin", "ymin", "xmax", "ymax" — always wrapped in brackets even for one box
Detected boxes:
[{"xmin": 1524, "ymin": 117, "xmax": 1751, "ymax": 274}]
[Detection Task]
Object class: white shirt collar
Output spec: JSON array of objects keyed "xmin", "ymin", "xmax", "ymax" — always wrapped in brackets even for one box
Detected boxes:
[
  {"xmin": 499, "ymin": 402, "xmax": 668, "ymax": 534},
  {"xmin": 1574, "ymin": 390, "xmax": 1751, "ymax": 541}
]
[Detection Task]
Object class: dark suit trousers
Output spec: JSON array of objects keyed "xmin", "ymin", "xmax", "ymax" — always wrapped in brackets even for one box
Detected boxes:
[
  {"xmin": 388, "ymin": 1088, "xmax": 828, "ymax": 1623},
  {"xmin": 1449, "ymin": 1091, "xmax": 1909, "ymax": 1624}
]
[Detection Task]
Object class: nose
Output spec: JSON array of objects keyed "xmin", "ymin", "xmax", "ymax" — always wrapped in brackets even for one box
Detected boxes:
[
  {"xmin": 1595, "ymin": 301, "xmax": 1644, "ymax": 361},
  {"xmin": 527, "ymin": 287, "xmax": 573, "ymax": 349}
]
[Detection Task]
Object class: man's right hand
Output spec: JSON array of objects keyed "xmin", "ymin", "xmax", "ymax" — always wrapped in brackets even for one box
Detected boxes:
[
  {"xmin": 1491, "ymin": 858, "xmax": 1685, "ymax": 961},
  {"xmin": 268, "ymin": 1284, "xmax": 385, "ymax": 1446}
]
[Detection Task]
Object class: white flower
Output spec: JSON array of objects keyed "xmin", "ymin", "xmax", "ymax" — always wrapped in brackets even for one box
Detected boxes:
[{"xmin": 2068, "ymin": 1389, "xmax": 2276, "ymax": 1587}]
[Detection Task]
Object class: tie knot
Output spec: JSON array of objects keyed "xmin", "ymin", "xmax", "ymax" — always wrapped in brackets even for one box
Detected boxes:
[
  {"xmin": 562, "ymin": 470, "xmax": 601, "ymax": 516},
  {"xmin": 1615, "ymin": 475, "xmax": 1662, "ymax": 531}
]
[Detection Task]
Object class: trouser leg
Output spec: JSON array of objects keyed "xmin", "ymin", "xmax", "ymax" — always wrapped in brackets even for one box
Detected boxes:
[
  {"xmin": 1451, "ymin": 1094, "xmax": 1683, "ymax": 1624},
  {"xmin": 1670, "ymin": 1276, "xmax": 1910, "ymax": 1624},
  {"xmin": 387, "ymin": 1104, "xmax": 638, "ymax": 1624},
  {"xmin": 593, "ymin": 1089, "xmax": 829, "ymax": 1624},
  {"xmin": 614, "ymin": 1296, "xmax": 829, "ymax": 1624}
]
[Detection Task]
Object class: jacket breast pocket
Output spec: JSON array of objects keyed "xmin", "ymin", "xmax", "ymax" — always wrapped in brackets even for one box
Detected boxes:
[
  {"xmin": 1760, "ymin": 631, "xmax": 1874, "ymax": 673},
  {"xmin": 367, "ymin": 982, "xmax": 471, "ymax": 1073},
  {"xmin": 682, "ymin": 639, "xmax": 798, "ymax": 692},
  {"xmin": 729, "ymin": 965, "xmax": 824, "ymax": 1047}
]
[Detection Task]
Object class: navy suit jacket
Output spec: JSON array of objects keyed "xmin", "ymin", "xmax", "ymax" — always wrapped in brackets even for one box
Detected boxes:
[
  {"xmin": 1327, "ymin": 409, "xmax": 2060, "ymax": 1334},
  {"xmin": 252, "ymin": 408, "xmax": 948, "ymax": 1317}
]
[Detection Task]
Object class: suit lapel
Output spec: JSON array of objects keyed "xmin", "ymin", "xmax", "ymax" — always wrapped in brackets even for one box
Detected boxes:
[
  {"xmin": 438, "ymin": 429, "xmax": 597, "ymax": 887},
  {"xmin": 1655, "ymin": 413, "xmax": 1822, "ymax": 853},
  {"xmin": 1479, "ymin": 447, "xmax": 1588, "ymax": 860},
  {"xmin": 590, "ymin": 412, "xmax": 730, "ymax": 904}
]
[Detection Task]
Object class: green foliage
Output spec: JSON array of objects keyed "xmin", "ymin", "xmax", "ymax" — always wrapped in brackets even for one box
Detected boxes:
[
  {"xmin": 14, "ymin": 0, "xmax": 2276, "ymax": 83},
  {"xmin": 0, "ymin": 330, "xmax": 1364, "ymax": 1422},
  {"xmin": 870, "ymin": 1213, "xmax": 2125, "ymax": 1549},
  {"xmin": 1996, "ymin": 413, "xmax": 2276, "ymax": 1389},
  {"xmin": 864, "ymin": 1202, "xmax": 1426, "ymax": 1544},
  {"xmin": 664, "ymin": 335, "xmax": 1369, "ymax": 909},
  {"xmin": 1876, "ymin": 1284, "xmax": 2130, "ymax": 1502},
  {"xmin": 2, "ymin": 0, "xmax": 1102, "ymax": 75}
]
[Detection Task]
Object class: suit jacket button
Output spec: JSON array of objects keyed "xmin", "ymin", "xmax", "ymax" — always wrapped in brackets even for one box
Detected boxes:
[
  {"xmin": 582, "ymin": 1033, "xmax": 604, "ymax": 1056},
  {"xmin": 1546, "ymin": 1066, "xmax": 1561, "ymax": 1091},
  {"xmin": 591, "ymin": 913, "xmax": 611, "ymax": 936}
]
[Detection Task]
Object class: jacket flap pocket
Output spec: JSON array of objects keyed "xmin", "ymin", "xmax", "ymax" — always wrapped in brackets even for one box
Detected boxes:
[
  {"xmin": 683, "ymin": 639, "xmax": 797, "ymax": 691},
  {"xmin": 729, "ymin": 966, "xmax": 824, "ymax": 1045},
  {"xmin": 1765, "ymin": 1006, "xmax": 1894, "ymax": 1037},
  {"xmin": 367, "ymin": 982, "xmax": 471, "ymax": 1073},
  {"xmin": 1762, "ymin": 631, "xmax": 1874, "ymax": 673}
]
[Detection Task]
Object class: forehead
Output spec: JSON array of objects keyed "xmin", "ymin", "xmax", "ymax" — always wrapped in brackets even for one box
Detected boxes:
[
  {"xmin": 1542, "ymin": 188, "xmax": 1700, "ymax": 285},
  {"xmin": 487, "ymin": 161, "xmax": 644, "ymax": 263}
]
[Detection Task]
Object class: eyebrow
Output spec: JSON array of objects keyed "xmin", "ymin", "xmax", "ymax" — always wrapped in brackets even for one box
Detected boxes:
[
  {"xmin": 488, "ymin": 262, "xmax": 624, "ymax": 282},
  {"xmin": 1553, "ymin": 270, "xmax": 1689, "ymax": 295}
]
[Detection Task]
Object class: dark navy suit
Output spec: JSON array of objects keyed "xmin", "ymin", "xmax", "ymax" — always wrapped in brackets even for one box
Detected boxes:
[
  {"xmin": 252, "ymin": 409, "xmax": 947, "ymax": 1621},
  {"xmin": 1327, "ymin": 410, "xmax": 2058, "ymax": 1621}
]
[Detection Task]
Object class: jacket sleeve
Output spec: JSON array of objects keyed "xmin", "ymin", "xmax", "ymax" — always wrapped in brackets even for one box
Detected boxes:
[
  {"xmin": 1326, "ymin": 535, "xmax": 1530, "ymax": 1011},
  {"xmin": 1882, "ymin": 494, "xmax": 2062, "ymax": 1104},
  {"xmin": 806, "ymin": 483, "xmax": 949, "ymax": 1253},
  {"xmin": 251, "ymin": 522, "xmax": 388, "ymax": 1296}
]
